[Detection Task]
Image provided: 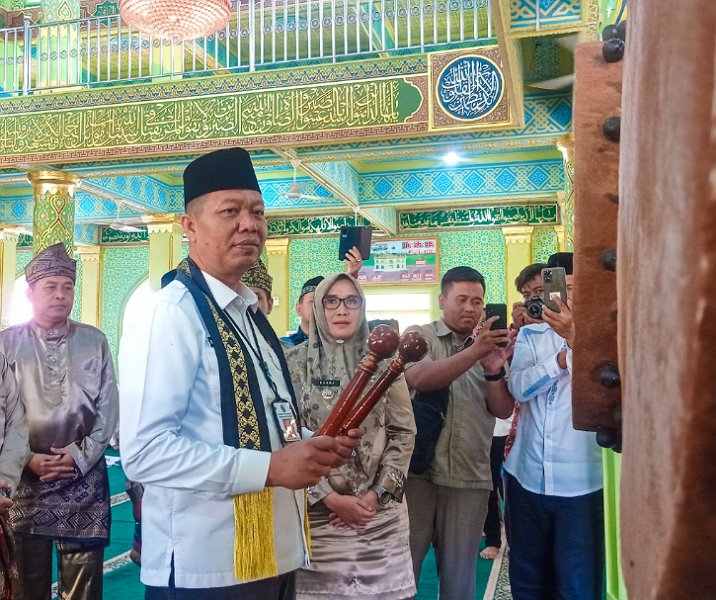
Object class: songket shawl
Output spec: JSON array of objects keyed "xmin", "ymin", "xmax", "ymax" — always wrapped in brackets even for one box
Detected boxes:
[{"xmin": 174, "ymin": 257, "xmax": 305, "ymax": 581}]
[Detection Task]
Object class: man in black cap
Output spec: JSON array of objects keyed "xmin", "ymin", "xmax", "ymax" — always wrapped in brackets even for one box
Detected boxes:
[
  {"xmin": 504, "ymin": 252, "xmax": 604, "ymax": 599},
  {"xmin": 119, "ymin": 147, "xmax": 361, "ymax": 599},
  {"xmin": 280, "ymin": 276, "xmax": 324, "ymax": 347}
]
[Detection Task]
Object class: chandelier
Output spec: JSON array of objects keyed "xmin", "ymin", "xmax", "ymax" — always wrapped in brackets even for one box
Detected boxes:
[{"xmin": 119, "ymin": 0, "xmax": 230, "ymax": 41}]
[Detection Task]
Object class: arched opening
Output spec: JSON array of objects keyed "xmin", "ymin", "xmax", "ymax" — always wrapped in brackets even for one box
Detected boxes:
[
  {"xmin": 122, "ymin": 279, "xmax": 153, "ymax": 336},
  {"xmin": 7, "ymin": 275, "xmax": 32, "ymax": 327}
]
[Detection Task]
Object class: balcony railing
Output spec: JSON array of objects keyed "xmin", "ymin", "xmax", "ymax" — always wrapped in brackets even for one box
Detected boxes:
[{"xmin": 0, "ymin": 0, "xmax": 493, "ymax": 95}]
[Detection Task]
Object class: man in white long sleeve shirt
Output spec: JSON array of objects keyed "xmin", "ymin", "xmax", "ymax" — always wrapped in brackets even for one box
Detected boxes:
[
  {"xmin": 504, "ymin": 252, "xmax": 603, "ymax": 600},
  {"xmin": 119, "ymin": 148, "xmax": 360, "ymax": 600}
]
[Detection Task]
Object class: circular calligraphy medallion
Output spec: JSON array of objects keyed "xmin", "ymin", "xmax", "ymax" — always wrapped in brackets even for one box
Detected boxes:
[{"xmin": 437, "ymin": 55, "xmax": 504, "ymax": 121}]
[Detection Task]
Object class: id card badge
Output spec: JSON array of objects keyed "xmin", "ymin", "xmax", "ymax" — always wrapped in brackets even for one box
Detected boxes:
[{"xmin": 272, "ymin": 400, "xmax": 301, "ymax": 444}]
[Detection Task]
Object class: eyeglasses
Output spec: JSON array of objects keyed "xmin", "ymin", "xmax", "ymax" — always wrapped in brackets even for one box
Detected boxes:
[{"xmin": 322, "ymin": 295, "xmax": 363, "ymax": 310}]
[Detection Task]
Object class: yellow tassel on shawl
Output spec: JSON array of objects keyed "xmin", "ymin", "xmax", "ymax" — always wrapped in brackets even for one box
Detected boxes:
[
  {"xmin": 303, "ymin": 491, "xmax": 312, "ymax": 558},
  {"xmin": 233, "ymin": 489, "xmax": 278, "ymax": 581}
]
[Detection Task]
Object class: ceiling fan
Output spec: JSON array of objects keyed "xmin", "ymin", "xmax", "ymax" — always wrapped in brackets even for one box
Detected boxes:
[
  {"xmin": 528, "ymin": 33, "xmax": 579, "ymax": 91},
  {"xmin": 279, "ymin": 160, "xmax": 327, "ymax": 201},
  {"xmin": 109, "ymin": 202, "xmax": 143, "ymax": 233}
]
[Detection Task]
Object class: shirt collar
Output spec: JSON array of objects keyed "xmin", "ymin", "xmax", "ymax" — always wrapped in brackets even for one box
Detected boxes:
[
  {"xmin": 435, "ymin": 318, "xmax": 474, "ymax": 348},
  {"xmin": 435, "ymin": 319, "xmax": 453, "ymax": 337},
  {"xmin": 30, "ymin": 319, "xmax": 70, "ymax": 340},
  {"xmin": 202, "ymin": 271, "xmax": 258, "ymax": 313}
]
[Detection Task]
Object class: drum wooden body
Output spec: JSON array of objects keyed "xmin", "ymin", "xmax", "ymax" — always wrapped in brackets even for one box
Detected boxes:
[{"xmin": 572, "ymin": 1, "xmax": 716, "ymax": 597}]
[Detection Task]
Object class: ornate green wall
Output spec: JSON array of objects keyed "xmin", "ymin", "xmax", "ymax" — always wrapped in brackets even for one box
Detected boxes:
[
  {"xmin": 72, "ymin": 258, "xmax": 83, "ymax": 321},
  {"xmin": 438, "ymin": 229, "xmax": 507, "ymax": 307},
  {"xmin": 532, "ymin": 227, "xmax": 559, "ymax": 264},
  {"xmin": 287, "ymin": 237, "xmax": 343, "ymax": 331},
  {"xmin": 95, "ymin": 227, "xmax": 556, "ymax": 355},
  {"xmin": 286, "ymin": 229, "xmax": 508, "ymax": 331},
  {"xmin": 15, "ymin": 249, "xmax": 32, "ymax": 276},
  {"xmin": 101, "ymin": 246, "xmax": 149, "ymax": 363}
]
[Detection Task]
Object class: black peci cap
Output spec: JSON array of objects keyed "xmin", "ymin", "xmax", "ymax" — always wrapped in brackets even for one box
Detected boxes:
[
  {"xmin": 183, "ymin": 148, "xmax": 261, "ymax": 207},
  {"xmin": 299, "ymin": 276, "xmax": 325, "ymax": 300}
]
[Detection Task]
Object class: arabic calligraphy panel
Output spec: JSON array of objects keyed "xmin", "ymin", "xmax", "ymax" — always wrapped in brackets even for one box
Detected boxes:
[
  {"xmin": 430, "ymin": 48, "xmax": 511, "ymax": 131},
  {"xmin": 399, "ymin": 203, "xmax": 559, "ymax": 231},
  {"xmin": 0, "ymin": 78, "xmax": 422, "ymax": 161}
]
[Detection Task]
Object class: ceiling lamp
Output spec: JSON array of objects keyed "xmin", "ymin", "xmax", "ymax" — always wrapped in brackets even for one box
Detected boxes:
[{"xmin": 119, "ymin": 0, "xmax": 230, "ymax": 41}]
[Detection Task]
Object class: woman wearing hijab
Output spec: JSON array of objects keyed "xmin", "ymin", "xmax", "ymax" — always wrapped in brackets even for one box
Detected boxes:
[{"xmin": 285, "ymin": 273, "xmax": 416, "ymax": 600}]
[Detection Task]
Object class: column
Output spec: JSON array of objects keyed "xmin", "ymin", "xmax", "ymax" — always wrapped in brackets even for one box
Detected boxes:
[
  {"xmin": 557, "ymin": 134, "xmax": 575, "ymax": 251},
  {"xmin": 27, "ymin": 170, "xmax": 80, "ymax": 255},
  {"xmin": 553, "ymin": 220, "xmax": 569, "ymax": 252},
  {"xmin": 143, "ymin": 214, "xmax": 183, "ymax": 291},
  {"xmin": 75, "ymin": 245, "xmax": 102, "ymax": 327},
  {"xmin": 265, "ymin": 238, "xmax": 289, "ymax": 336},
  {"xmin": 0, "ymin": 225, "xmax": 18, "ymax": 328},
  {"xmin": 502, "ymin": 226, "xmax": 534, "ymax": 311},
  {"xmin": 39, "ymin": 0, "xmax": 81, "ymax": 88}
]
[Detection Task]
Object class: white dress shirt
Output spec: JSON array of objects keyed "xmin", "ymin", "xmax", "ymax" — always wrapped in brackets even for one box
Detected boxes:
[
  {"xmin": 119, "ymin": 272, "xmax": 306, "ymax": 589},
  {"xmin": 504, "ymin": 323, "xmax": 602, "ymax": 497}
]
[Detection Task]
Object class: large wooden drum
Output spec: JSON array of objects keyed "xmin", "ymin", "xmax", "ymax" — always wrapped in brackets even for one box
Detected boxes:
[{"xmin": 572, "ymin": 1, "xmax": 716, "ymax": 597}]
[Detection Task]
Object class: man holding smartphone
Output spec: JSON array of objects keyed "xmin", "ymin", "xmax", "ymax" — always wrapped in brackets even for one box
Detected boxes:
[
  {"xmin": 403, "ymin": 266, "xmax": 515, "ymax": 600},
  {"xmin": 504, "ymin": 252, "xmax": 604, "ymax": 600}
]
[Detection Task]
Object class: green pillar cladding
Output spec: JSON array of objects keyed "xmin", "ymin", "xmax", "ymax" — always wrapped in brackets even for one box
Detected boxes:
[
  {"xmin": 557, "ymin": 135, "xmax": 575, "ymax": 251},
  {"xmin": 27, "ymin": 171, "xmax": 80, "ymax": 256}
]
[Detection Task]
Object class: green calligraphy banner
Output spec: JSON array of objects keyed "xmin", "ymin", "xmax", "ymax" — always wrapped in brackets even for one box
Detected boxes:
[
  {"xmin": 0, "ymin": 78, "xmax": 423, "ymax": 163},
  {"xmin": 267, "ymin": 215, "xmax": 370, "ymax": 237},
  {"xmin": 399, "ymin": 204, "xmax": 559, "ymax": 230}
]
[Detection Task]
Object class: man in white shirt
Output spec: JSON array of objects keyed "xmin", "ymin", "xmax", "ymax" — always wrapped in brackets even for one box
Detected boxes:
[
  {"xmin": 119, "ymin": 148, "xmax": 360, "ymax": 600},
  {"xmin": 504, "ymin": 252, "xmax": 604, "ymax": 600}
]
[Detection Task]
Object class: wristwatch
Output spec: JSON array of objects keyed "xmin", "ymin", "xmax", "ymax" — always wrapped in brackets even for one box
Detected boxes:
[
  {"xmin": 370, "ymin": 484, "xmax": 392, "ymax": 506},
  {"xmin": 484, "ymin": 366, "xmax": 506, "ymax": 381}
]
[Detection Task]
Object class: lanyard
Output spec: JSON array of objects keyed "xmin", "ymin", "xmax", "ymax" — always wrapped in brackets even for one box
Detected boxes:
[{"xmin": 223, "ymin": 309, "xmax": 281, "ymax": 399}]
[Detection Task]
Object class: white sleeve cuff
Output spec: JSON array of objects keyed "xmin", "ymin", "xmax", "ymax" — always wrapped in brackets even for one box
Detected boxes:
[
  {"xmin": 545, "ymin": 352, "xmax": 564, "ymax": 378},
  {"xmin": 230, "ymin": 449, "xmax": 271, "ymax": 495}
]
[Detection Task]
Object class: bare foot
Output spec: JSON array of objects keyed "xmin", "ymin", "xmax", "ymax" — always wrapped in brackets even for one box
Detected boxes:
[{"xmin": 480, "ymin": 546, "xmax": 500, "ymax": 560}]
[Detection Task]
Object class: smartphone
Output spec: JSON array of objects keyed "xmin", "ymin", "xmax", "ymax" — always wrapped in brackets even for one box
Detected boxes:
[
  {"xmin": 541, "ymin": 267, "xmax": 568, "ymax": 313},
  {"xmin": 485, "ymin": 303, "xmax": 508, "ymax": 347},
  {"xmin": 338, "ymin": 226, "xmax": 372, "ymax": 261}
]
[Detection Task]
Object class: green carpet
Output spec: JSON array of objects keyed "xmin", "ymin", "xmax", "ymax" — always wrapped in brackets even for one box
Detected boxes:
[{"xmin": 48, "ymin": 451, "xmax": 507, "ymax": 599}]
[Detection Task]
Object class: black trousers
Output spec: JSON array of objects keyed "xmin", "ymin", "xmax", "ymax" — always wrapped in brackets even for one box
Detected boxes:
[
  {"xmin": 482, "ymin": 434, "xmax": 508, "ymax": 549},
  {"xmin": 505, "ymin": 474, "xmax": 604, "ymax": 600},
  {"xmin": 145, "ymin": 569, "xmax": 296, "ymax": 600}
]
